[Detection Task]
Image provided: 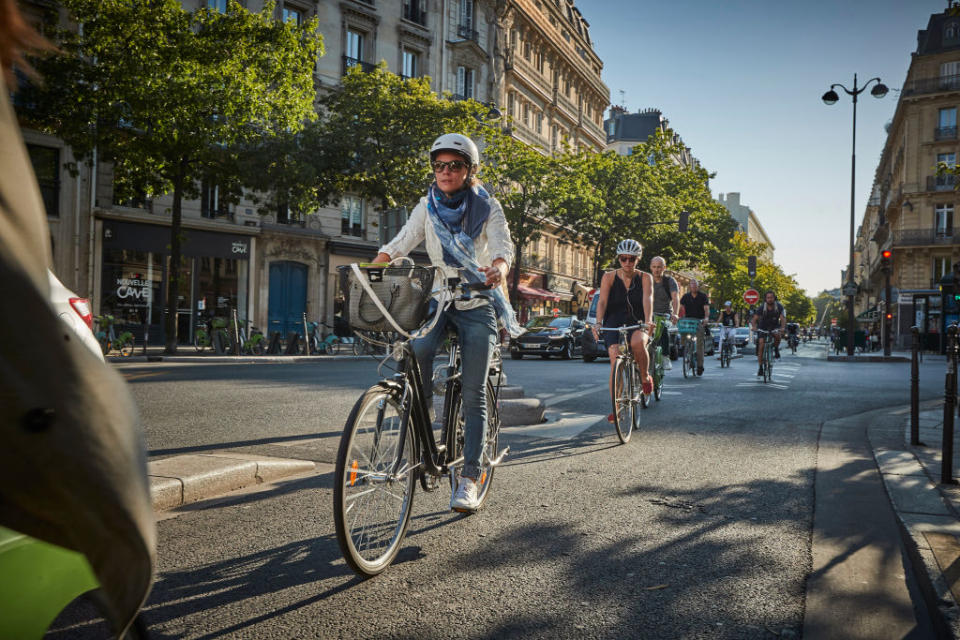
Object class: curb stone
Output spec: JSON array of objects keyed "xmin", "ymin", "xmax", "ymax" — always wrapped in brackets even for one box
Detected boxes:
[{"xmin": 148, "ymin": 453, "xmax": 316, "ymax": 511}]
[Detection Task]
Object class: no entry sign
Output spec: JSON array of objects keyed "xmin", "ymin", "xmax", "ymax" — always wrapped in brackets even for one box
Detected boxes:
[{"xmin": 743, "ymin": 289, "xmax": 760, "ymax": 306}]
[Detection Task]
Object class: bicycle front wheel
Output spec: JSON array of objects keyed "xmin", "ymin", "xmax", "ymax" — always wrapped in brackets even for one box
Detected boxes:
[
  {"xmin": 120, "ymin": 339, "xmax": 135, "ymax": 357},
  {"xmin": 682, "ymin": 343, "xmax": 692, "ymax": 378},
  {"xmin": 612, "ymin": 358, "xmax": 634, "ymax": 443},
  {"xmin": 334, "ymin": 386, "xmax": 417, "ymax": 577}
]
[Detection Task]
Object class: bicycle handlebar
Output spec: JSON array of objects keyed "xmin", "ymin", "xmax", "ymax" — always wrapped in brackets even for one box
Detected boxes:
[{"xmin": 598, "ymin": 324, "xmax": 647, "ymax": 332}]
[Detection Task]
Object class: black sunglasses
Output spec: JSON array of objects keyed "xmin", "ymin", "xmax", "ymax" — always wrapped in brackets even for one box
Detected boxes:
[
  {"xmin": 618, "ymin": 255, "xmax": 637, "ymax": 263},
  {"xmin": 432, "ymin": 160, "xmax": 469, "ymax": 173}
]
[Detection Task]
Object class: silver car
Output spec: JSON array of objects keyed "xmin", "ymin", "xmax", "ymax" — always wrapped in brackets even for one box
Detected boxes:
[{"xmin": 48, "ymin": 270, "xmax": 103, "ymax": 361}]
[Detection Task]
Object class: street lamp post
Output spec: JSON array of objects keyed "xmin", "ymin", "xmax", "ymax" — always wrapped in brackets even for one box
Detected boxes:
[{"xmin": 822, "ymin": 73, "xmax": 888, "ymax": 357}]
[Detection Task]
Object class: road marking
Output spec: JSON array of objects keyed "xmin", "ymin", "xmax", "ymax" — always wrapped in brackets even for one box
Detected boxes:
[
  {"xmin": 122, "ymin": 371, "xmax": 164, "ymax": 381},
  {"xmin": 540, "ymin": 384, "xmax": 608, "ymax": 407},
  {"xmin": 736, "ymin": 382, "xmax": 790, "ymax": 390},
  {"xmin": 661, "ymin": 391, "xmax": 683, "ymax": 395},
  {"xmin": 501, "ymin": 410, "xmax": 605, "ymax": 440}
]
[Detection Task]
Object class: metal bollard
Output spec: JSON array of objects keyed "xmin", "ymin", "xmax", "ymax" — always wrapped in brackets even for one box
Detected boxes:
[
  {"xmin": 302, "ymin": 312, "xmax": 310, "ymax": 356},
  {"xmin": 232, "ymin": 308, "xmax": 241, "ymax": 356},
  {"xmin": 942, "ymin": 324, "xmax": 958, "ymax": 484},
  {"xmin": 911, "ymin": 326, "xmax": 921, "ymax": 446}
]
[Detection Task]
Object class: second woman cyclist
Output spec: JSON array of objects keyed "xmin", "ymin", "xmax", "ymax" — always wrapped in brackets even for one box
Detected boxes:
[
  {"xmin": 591, "ymin": 239, "xmax": 654, "ymax": 422},
  {"xmin": 373, "ymin": 133, "xmax": 521, "ymax": 514}
]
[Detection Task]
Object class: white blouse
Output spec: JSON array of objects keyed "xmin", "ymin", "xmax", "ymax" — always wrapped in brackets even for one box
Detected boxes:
[{"xmin": 379, "ymin": 194, "xmax": 515, "ymax": 310}]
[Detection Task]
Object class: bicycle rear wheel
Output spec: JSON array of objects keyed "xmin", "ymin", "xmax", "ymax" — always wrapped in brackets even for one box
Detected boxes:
[
  {"xmin": 334, "ymin": 386, "xmax": 416, "ymax": 576},
  {"xmin": 764, "ymin": 350, "xmax": 773, "ymax": 383},
  {"xmin": 120, "ymin": 339, "xmax": 135, "ymax": 357},
  {"xmin": 612, "ymin": 358, "xmax": 634, "ymax": 443},
  {"xmin": 653, "ymin": 348, "xmax": 664, "ymax": 401},
  {"xmin": 447, "ymin": 382, "xmax": 499, "ymax": 509}
]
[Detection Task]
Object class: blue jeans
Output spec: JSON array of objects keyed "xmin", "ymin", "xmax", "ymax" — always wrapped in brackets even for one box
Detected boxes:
[{"xmin": 412, "ymin": 303, "xmax": 497, "ymax": 481}]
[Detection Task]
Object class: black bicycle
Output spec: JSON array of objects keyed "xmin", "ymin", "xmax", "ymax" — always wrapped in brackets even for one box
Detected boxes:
[{"xmin": 333, "ymin": 272, "xmax": 506, "ymax": 576}]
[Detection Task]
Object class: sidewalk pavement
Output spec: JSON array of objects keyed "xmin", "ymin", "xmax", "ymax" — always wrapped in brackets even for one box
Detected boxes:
[{"xmin": 871, "ymin": 399, "xmax": 960, "ymax": 638}]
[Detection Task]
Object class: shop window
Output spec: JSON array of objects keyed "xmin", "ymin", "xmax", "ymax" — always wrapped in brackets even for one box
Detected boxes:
[
  {"xmin": 935, "ymin": 256, "xmax": 953, "ymax": 281},
  {"xmin": 276, "ymin": 202, "xmax": 302, "ymax": 225},
  {"xmin": 26, "ymin": 144, "xmax": 59, "ymax": 218},
  {"xmin": 341, "ymin": 195, "xmax": 363, "ymax": 237},
  {"xmin": 208, "ymin": 0, "xmax": 228, "ymax": 12}
]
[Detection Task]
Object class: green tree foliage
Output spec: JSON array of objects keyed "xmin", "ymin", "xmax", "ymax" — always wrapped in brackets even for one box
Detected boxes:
[
  {"xmin": 243, "ymin": 65, "xmax": 489, "ymax": 217},
  {"xmin": 21, "ymin": 0, "xmax": 322, "ymax": 353}
]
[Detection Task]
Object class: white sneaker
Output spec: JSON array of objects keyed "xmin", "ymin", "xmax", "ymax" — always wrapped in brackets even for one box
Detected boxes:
[
  {"xmin": 664, "ymin": 359, "xmax": 672, "ymax": 371},
  {"xmin": 450, "ymin": 477, "xmax": 480, "ymax": 513}
]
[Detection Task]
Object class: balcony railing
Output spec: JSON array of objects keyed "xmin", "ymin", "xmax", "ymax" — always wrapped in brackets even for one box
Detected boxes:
[
  {"xmin": 402, "ymin": 4, "xmax": 427, "ymax": 25},
  {"xmin": 936, "ymin": 126, "xmax": 958, "ymax": 141},
  {"xmin": 903, "ymin": 73, "xmax": 960, "ymax": 97},
  {"xmin": 892, "ymin": 228, "xmax": 959, "ymax": 246},
  {"xmin": 927, "ymin": 174, "xmax": 956, "ymax": 191},
  {"xmin": 342, "ymin": 56, "xmax": 377, "ymax": 75},
  {"xmin": 457, "ymin": 24, "xmax": 479, "ymax": 43}
]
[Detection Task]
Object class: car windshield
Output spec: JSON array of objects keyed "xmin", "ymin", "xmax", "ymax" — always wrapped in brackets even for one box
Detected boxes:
[
  {"xmin": 588, "ymin": 294, "xmax": 599, "ymax": 318},
  {"xmin": 526, "ymin": 316, "xmax": 571, "ymax": 329}
]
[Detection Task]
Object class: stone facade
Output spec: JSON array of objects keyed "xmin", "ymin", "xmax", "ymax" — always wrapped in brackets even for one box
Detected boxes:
[{"xmin": 857, "ymin": 8, "xmax": 960, "ymax": 349}]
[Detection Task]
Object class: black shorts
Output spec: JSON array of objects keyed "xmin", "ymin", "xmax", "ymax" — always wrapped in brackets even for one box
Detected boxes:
[{"xmin": 602, "ymin": 325, "xmax": 642, "ymax": 352}]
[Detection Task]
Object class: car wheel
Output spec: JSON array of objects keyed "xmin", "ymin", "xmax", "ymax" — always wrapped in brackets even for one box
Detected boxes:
[
  {"xmin": 583, "ymin": 355, "xmax": 596, "ymax": 363},
  {"xmin": 561, "ymin": 340, "xmax": 573, "ymax": 360}
]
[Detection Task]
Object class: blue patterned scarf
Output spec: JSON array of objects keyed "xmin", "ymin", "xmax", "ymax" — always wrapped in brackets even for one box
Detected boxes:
[{"xmin": 426, "ymin": 183, "xmax": 523, "ymax": 337}]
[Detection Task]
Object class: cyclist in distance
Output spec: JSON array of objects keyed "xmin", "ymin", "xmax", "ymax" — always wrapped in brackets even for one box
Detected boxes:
[
  {"xmin": 372, "ymin": 133, "xmax": 518, "ymax": 513},
  {"xmin": 591, "ymin": 239, "xmax": 654, "ymax": 422},
  {"xmin": 679, "ymin": 279, "xmax": 710, "ymax": 375},
  {"xmin": 718, "ymin": 301, "xmax": 738, "ymax": 358},
  {"xmin": 750, "ymin": 290, "xmax": 787, "ymax": 376},
  {"xmin": 649, "ymin": 256, "xmax": 680, "ymax": 370}
]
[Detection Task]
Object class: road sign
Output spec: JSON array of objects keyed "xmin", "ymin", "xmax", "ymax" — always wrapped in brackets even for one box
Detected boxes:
[
  {"xmin": 743, "ymin": 289, "xmax": 760, "ymax": 305},
  {"xmin": 842, "ymin": 283, "xmax": 858, "ymax": 296},
  {"xmin": 831, "ymin": 318, "xmax": 838, "ymax": 326}
]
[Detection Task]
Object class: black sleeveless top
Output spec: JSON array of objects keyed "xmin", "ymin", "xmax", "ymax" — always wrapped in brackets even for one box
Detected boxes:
[
  {"xmin": 604, "ymin": 271, "xmax": 645, "ymax": 325},
  {"xmin": 720, "ymin": 309, "xmax": 736, "ymax": 327}
]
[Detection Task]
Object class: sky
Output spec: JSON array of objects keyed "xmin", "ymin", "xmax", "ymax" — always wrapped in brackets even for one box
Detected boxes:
[{"xmin": 585, "ymin": 0, "xmax": 950, "ymax": 296}]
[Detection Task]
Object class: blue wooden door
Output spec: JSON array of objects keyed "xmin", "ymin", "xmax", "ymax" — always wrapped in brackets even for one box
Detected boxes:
[{"xmin": 267, "ymin": 261, "xmax": 308, "ymax": 337}]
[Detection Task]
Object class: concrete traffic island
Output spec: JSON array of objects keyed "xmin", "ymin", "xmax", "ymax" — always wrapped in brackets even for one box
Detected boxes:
[{"xmin": 149, "ymin": 453, "xmax": 316, "ymax": 511}]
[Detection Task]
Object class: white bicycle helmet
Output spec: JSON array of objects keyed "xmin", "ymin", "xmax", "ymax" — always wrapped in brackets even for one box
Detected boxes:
[
  {"xmin": 430, "ymin": 133, "xmax": 480, "ymax": 166},
  {"xmin": 724, "ymin": 300, "xmax": 732, "ymax": 307},
  {"xmin": 616, "ymin": 238, "xmax": 642, "ymax": 257}
]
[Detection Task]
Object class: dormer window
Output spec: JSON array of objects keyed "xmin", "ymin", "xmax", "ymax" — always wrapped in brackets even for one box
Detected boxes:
[{"xmin": 946, "ymin": 22, "xmax": 960, "ymax": 43}]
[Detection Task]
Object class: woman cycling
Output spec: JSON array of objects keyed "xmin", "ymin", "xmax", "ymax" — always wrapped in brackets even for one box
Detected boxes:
[
  {"xmin": 591, "ymin": 239, "xmax": 654, "ymax": 421},
  {"xmin": 373, "ymin": 133, "xmax": 520, "ymax": 513}
]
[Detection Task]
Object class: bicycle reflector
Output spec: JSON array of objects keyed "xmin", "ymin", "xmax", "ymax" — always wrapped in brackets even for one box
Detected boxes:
[
  {"xmin": 69, "ymin": 297, "xmax": 93, "ymax": 330},
  {"xmin": 350, "ymin": 460, "xmax": 358, "ymax": 486}
]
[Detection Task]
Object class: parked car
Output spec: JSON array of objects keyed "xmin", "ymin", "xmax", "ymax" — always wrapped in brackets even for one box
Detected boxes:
[
  {"xmin": 48, "ymin": 270, "xmax": 103, "ymax": 361},
  {"xmin": 510, "ymin": 314, "xmax": 585, "ymax": 359}
]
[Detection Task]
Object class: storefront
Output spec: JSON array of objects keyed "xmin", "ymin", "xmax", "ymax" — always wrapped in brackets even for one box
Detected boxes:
[
  {"xmin": 901, "ymin": 290, "xmax": 948, "ymax": 352},
  {"xmin": 99, "ymin": 219, "xmax": 255, "ymax": 344},
  {"xmin": 509, "ymin": 272, "xmax": 560, "ymax": 324}
]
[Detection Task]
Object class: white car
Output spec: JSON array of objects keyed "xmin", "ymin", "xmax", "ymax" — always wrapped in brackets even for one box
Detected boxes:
[{"xmin": 48, "ymin": 270, "xmax": 103, "ymax": 361}]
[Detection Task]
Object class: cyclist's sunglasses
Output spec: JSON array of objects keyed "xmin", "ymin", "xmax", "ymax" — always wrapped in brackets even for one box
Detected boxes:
[
  {"xmin": 432, "ymin": 160, "xmax": 469, "ymax": 173},
  {"xmin": 618, "ymin": 255, "xmax": 637, "ymax": 263}
]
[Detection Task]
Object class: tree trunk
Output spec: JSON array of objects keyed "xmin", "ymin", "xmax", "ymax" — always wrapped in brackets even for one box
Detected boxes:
[{"xmin": 164, "ymin": 164, "xmax": 186, "ymax": 354}]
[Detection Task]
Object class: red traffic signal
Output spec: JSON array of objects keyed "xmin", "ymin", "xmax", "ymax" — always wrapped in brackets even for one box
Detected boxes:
[
  {"xmin": 881, "ymin": 250, "xmax": 892, "ymax": 260},
  {"xmin": 885, "ymin": 312, "xmax": 893, "ymax": 320}
]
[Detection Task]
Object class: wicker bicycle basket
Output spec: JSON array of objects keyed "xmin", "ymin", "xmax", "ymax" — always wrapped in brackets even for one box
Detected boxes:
[
  {"xmin": 338, "ymin": 264, "xmax": 436, "ymax": 333},
  {"xmin": 677, "ymin": 318, "xmax": 701, "ymax": 335}
]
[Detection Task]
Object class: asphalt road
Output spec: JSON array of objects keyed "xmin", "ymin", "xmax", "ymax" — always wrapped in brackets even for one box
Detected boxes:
[{"xmin": 58, "ymin": 341, "xmax": 947, "ymax": 638}]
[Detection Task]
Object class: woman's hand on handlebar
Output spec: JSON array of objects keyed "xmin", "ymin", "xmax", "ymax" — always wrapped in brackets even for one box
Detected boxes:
[
  {"xmin": 372, "ymin": 252, "xmax": 391, "ymax": 265},
  {"xmin": 479, "ymin": 259, "xmax": 507, "ymax": 287}
]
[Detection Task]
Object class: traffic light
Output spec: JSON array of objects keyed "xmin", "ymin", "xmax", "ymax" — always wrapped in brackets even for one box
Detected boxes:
[
  {"xmin": 880, "ymin": 249, "xmax": 892, "ymax": 271},
  {"xmin": 885, "ymin": 311, "xmax": 893, "ymax": 321},
  {"xmin": 678, "ymin": 210, "xmax": 690, "ymax": 233},
  {"xmin": 747, "ymin": 255, "xmax": 757, "ymax": 278}
]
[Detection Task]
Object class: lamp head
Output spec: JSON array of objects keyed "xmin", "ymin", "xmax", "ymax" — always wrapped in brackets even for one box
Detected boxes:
[
  {"xmin": 821, "ymin": 89, "xmax": 839, "ymax": 105},
  {"xmin": 871, "ymin": 82, "xmax": 889, "ymax": 98},
  {"xmin": 485, "ymin": 103, "xmax": 502, "ymax": 120}
]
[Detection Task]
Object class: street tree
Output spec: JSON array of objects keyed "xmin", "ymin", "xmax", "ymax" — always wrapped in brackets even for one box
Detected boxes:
[
  {"xmin": 21, "ymin": 0, "xmax": 322, "ymax": 353},
  {"xmin": 243, "ymin": 65, "xmax": 490, "ymax": 219}
]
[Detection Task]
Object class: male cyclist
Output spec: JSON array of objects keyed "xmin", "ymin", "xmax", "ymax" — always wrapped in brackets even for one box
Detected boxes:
[
  {"xmin": 679, "ymin": 279, "xmax": 709, "ymax": 375},
  {"xmin": 750, "ymin": 290, "xmax": 786, "ymax": 376},
  {"xmin": 717, "ymin": 301, "xmax": 738, "ymax": 358},
  {"xmin": 785, "ymin": 321, "xmax": 800, "ymax": 351},
  {"xmin": 649, "ymin": 256, "xmax": 679, "ymax": 370}
]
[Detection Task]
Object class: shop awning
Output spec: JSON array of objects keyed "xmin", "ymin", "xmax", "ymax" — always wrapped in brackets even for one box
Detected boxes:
[
  {"xmin": 549, "ymin": 290, "xmax": 574, "ymax": 301},
  {"xmin": 518, "ymin": 284, "xmax": 561, "ymax": 301}
]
